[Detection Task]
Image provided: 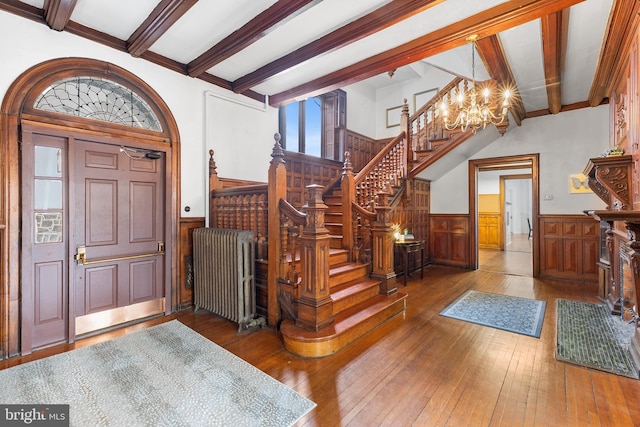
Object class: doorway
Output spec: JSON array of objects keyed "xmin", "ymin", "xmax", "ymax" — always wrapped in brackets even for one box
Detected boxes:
[
  {"xmin": 1, "ymin": 58, "xmax": 181, "ymax": 357},
  {"xmin": 469, "ymin": 155, "xmax": 540, "ymax": 277}
]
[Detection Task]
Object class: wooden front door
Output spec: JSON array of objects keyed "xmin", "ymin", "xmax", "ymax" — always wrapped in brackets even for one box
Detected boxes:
[{"xmin": 21, "ymin": 126, "xmax": 167, "ymax": 353}]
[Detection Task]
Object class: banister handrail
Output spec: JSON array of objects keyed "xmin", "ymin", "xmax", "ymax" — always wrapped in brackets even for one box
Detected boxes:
[
  {"xmin": 211, "ymin": 183, "xmax": 268, "ymax": 197},
  {"xmin": 354, "ymin": 131, "xmax": 406, "ymax": 186},
  {"xmin": 351, "ymin": 201, "xmax": 376, "ymax": 221},
  {"xmin": 279, "ymin": 198, "xmax": 306, "ymax": 226},
  {"xmin": 409, "ymin": 77, "xmax": 464, "ymax": 123}
]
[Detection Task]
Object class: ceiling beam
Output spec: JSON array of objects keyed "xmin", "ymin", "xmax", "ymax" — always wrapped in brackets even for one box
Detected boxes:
[
  {"xmin": 540, "ymin": 11, "xmax": 564, "ymax": 114},
  {"xmin": 0, "ymin": 0, "xmax": 44, "ymax": 23},
  {"xmin": 187, "ymin": 0, "xmax": 321, "ymax": 77},
  {"xmin": 475, "ymin": 34, "xmax": 525, "ymax": 126},
  {"xmin": 589, "ymin": 0, "xmax": 640, "ymax": 107},
  {"xmin": 268, "ymin": 0, "xmax": 585, "ymax": 107},
  {"xmin": 232, "ymin": 0, "xmax": 446, "ymax": 94},
  {"xmin": 43, "ymin": 0, "xmax": 77, "ymax": 31},
  {"xmin": 0, "ymin": 0, "xmax": 266, "ymax": 103},
  {"xmin": 127, "ymin": 0, "xmax": 198, "ymax": 58}
]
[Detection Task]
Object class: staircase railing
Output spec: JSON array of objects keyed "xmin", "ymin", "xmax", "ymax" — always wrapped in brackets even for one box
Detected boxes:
[{"xmin": 408, "ymin": 77, "xmax": 464, "ymax": 153}]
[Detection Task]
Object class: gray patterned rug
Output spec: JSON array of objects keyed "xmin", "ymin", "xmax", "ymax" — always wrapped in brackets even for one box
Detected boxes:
[
  {"xmin": 440, "ymin": 290, "xmax": 546, "ymax": 337},
  {"xmin": 556, "ymin": 299, "xmax": 639, "ymax": 379},
  {"xmin": 0, "ymin": 321, "xmax": 315, "ymax": 426}
]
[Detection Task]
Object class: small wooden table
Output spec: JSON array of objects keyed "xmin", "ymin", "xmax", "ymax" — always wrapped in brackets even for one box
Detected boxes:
[{"xmin": 395, "ymin": 240, "xmax": 425, "ymax": 286}]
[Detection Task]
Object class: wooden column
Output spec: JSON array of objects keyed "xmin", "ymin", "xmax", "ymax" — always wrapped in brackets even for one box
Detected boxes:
[
  {"xmin": 296, "ymin": 184, "xmax": 334, "ymax": 331},
  {"xmin": 371, "ymin": 191, "xmax": 397, "ymax": 295},
  {"xmin": 341, "ymin": 151, "xmax": 355, "ymax": 260},
  {"xmin": 267, "ymin": 134, "xmax": 287, "ymax": 327}
]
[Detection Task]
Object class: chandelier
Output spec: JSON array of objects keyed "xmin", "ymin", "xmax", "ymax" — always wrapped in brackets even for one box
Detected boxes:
[{"xmin": 440, "ymin": 35, "xmax": 512, "ymax": 134}]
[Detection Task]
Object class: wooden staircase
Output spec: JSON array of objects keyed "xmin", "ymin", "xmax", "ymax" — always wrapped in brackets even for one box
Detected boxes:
[{"xmin": 280, "ymin": 188, "xmax": 407, "ymax": 358}]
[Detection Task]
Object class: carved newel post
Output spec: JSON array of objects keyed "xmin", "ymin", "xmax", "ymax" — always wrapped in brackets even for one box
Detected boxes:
[
  {"xmin": 371, "ymin": 191, "xmax": 397, "ymax": 295},
  {"xmin": 341, "ymin": 151, "xmax": 355, "ymax": 260},
  {"xmin": 267, "ymin": 134, "xmax": 287, "ymax": 327},
  {"xmin": 296, "ymin": 184, "xmax": 334, "ymax": 331}
]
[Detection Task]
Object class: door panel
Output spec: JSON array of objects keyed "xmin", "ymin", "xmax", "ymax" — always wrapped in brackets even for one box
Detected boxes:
[
  {"xmin": 21, "ymin": 132, "xmax": 69, "ymax": 352},
  {"xmin": 74, "ymin": 138, "xmax": 165, "ymax": 320}
]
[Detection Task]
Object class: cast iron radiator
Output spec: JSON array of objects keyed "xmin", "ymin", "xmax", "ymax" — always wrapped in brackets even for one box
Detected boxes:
[{"xmin": 193, "ymin": 227, "xmax": 255, "ymax": 330}]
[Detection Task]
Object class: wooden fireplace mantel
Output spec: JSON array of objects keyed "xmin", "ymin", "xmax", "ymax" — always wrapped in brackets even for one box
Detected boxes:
[{"xmin": 584, "ymin": 155, "xmax": 633, "ymax": 209}]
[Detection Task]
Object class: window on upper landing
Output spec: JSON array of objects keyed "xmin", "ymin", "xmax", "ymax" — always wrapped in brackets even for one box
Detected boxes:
[{"xmin": 278, "ymin": 89, "xmax": 346, "ymax": 161}]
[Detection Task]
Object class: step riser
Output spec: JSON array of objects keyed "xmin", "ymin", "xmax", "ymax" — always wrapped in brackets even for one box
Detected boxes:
[
  {"xmin": 281, "ymin": 296, "xmax": 407, "ymax": 358},
  {"xmin": 330, "ymin": 265, "xmax": 368, "ymax": 287},
  {"xmin": 333, "ymin": 285, "xmax": 380, "ymax": 315}
]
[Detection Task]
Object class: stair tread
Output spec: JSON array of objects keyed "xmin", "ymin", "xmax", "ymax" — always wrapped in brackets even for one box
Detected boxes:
[{"xmin": 281, "ymin": 292, "xmax": 407, "ymax": 340}]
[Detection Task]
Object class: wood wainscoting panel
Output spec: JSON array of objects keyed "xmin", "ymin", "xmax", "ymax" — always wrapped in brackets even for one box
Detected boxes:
[
  {"xmin": 430, "ymin": 214, "xmax": 470, "ymax": 267},
  {"xmin": 178, "ymin": 217, "xmax": 205, "ymax": 309},
  {"xmin": 539, "ymin": 215, "xmax": 598, "ymax": 282}
]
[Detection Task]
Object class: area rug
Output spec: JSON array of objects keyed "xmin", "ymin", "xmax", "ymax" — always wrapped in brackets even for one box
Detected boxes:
[
  {"xmin": 0, "ymin": 321, "xmax": 315, "ymax": 426},
  {"xmin": 556, "ymin": 299, "xmax": 639, "ymax": 379},
  {"xmin": 440, "ymin": 290, "xmax": 546, "ymax": 338}
]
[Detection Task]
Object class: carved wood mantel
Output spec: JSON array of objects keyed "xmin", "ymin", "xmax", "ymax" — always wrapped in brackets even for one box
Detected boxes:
[
  {"xmin": 584, "ymin": 155, "xmax": 632, "ymax": 209},
  {"xmin": 592, "ymin": 210, "xmax": 640, "ymax": 373}
]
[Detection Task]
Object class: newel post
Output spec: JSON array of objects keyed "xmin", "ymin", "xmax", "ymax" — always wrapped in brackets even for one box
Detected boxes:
[
  {"xmin": 371, "ymin": 191, "xmax": 397, "ymax": 295},
  {"xmin": 296, "ymin": 184, "xmax": 334, "ymax": 331},
  {"xmin": 400, "ymin": 98, "xmax": 413, "ymax": 163},
  {"xmin": 341, "ymin": 151, "xmax": 355, "ymax": 260},
  {"xmin": 267, "ymin": 134, "xmax": 287, "ymax": 327}
]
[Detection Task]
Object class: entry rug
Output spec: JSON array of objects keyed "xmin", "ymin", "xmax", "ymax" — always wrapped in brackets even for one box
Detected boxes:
[
  {"xmin": 556, "ymin": 299, "xmax": 639, "ymax": 379},
  {"xmin": 440, "ymin": 290, "xmax": 546, "ymax": 338},
  {"xmin": 0, "ymin": 321, "xmax": 315, "ymax": 426}
]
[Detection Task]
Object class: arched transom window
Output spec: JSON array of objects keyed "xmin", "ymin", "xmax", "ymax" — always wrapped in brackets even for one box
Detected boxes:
[{"xmin": 34, "ymin": 76, "xmax": 162, "ymax": 131}]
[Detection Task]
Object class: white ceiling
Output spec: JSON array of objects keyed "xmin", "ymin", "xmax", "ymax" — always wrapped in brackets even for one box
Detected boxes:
[{"xmin": 11, "ymin": 0, "xmax": 614, "ymax": 114}]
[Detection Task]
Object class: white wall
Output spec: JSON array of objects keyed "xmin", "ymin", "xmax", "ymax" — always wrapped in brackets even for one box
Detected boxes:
[
  {"xmin": 344, "ymin": 83, "xmax": 377, "ymax": 137},
  {"xmin": 430, "ymin": 105, "xmax": 610, "ymax": 214},
  {"xmin": 0, "ymin": 11, "xmax": 278, "ymax": 218}
]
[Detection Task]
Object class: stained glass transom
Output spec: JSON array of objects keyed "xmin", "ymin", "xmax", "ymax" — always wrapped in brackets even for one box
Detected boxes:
[{"xmin": 34, "ymin": 77, "xmax": 162, "ymax": 131}]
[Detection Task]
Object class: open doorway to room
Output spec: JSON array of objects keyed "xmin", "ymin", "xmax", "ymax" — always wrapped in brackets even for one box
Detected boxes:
[{"xmin": 469, "ymin": 155, "xmax": 539, "ymax": 277}]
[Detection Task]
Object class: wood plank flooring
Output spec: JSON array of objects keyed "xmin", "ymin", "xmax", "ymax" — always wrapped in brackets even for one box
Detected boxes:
[{"xmin": 2, "ymin": 252, "xmax": 639, "ymax": 426}]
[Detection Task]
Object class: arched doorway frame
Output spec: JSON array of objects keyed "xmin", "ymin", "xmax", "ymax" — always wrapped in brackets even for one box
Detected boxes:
[{"xmin": 0, "ymin": 58, "xmax": 181, "ymax": 358}]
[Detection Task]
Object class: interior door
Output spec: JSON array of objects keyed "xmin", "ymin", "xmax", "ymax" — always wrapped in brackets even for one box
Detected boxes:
[{"xmin": 73, "ymin": 138, "xmax": 166, "ymax": 335}]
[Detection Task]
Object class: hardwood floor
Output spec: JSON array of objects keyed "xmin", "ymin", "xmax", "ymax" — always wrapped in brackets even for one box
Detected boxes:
[
  {"xmin": 479, "ymin": 234, "xmax": 532, "ymax": 277},
  {"xmin": 3, "ymin": 256, "xmax": 639, "ymax": 426}
]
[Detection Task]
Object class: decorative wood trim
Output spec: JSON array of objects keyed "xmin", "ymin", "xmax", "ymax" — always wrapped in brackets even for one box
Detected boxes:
[
  {"xmin": 429, "ymin": 214, "xmax": 470, "ymax": 267},
  {"xmin": 469, "ymin": 154, "xmax": 540, "ymax": 275},
  {"xmin": 127, "ymin": 0, "xmax": 198, "ymax": 57},
  {"xmin": 475, "ymin": 34, "xmax": 525, "ymax": 125},
  {"xmin": 540, "ymin": 10, "xmax": 564, "ymax": 114},
  {"xmin": 538, "ymin": 215, "xmax": 599, "ymax": 283},
  {"xmin": 178, "ymin": 217, "xmax": 205, "ymax": 309},
  {"xmin": 0, "ymin": 58, "xmax": 181, "ymax": 357},
  {"xmin": 584, "ymin": 154, "xmax": 633, "ymax": 209},
  {"xmin": 188, "ymin": 0, "xmax": 321, "ymax": 77},
  {"xmin": 43, "ymin": 0, "xmax": 77, "ymax": 31},
  {"xmin": 232, "ymin": 0, "xmax": 445, "ymax": 93},
  {"xmin": 589, "ymin": 0, "xmax": 640, "ymax": 107},
  {"xmin": 268, "ymin": 0, "xmax": 585, "ymax": 106}
]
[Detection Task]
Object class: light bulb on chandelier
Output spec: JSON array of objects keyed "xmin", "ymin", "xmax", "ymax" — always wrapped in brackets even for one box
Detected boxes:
[{"xmin": 439, "ymin": 35, "xmax": 513, "ymax": 134}]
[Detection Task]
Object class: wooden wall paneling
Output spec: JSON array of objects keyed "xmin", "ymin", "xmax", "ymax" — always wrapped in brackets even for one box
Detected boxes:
[
  {"xmin": 178, "ymin": 217, "xmax": 205, "ymax": 308},
  {"xmin": 539, "ymin": 215, "xmax": 598, "ymax": 282},
  {"xmin": 429, "ymin": 214, "xmax": 470, "ymax": 267},
  {"xmin": 283, "ymin": 151, "xmax": 342, "ymax": 208}
]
